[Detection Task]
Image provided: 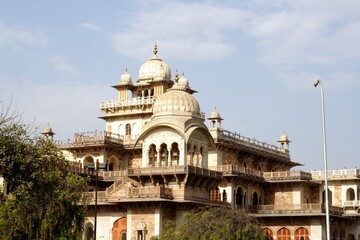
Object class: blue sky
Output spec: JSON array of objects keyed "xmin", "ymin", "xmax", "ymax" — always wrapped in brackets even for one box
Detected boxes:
[{"xmin": 1, "ymin": 0, "xmax": 359, "ymax": 171}]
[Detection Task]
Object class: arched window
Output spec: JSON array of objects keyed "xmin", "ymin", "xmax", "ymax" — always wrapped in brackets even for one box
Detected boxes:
[
  {"xmin": 263, "ymin": 228, "xmax": 274, "ymax": 240},
  {"xmin": 125, "ymin": 123, "xmax": 131, "ymax": 136},
  {"xmin": 159, "ymin": 143, "xmax": 167, "ymax": 166},
  {"xmin": 171, "ymin": 142, "xmax": 179, "ymax": 166},
  {"xmin": 277, "ymin": 227, "xmax": 291, "ymax": 240},
  {"xmin": 119, "ymin": 124, "xmax": 125, "ymax": 137},
  {"xmin": 148, "ymin": 144, "xmax": 157, "ymax": 167},
  {"xmin": 347, "ymin": 234, "xmax": 355, "ymax": 240},
  {"xmin": 132, "ymin": 123, "xmax": 139, "ymax": 139},
  {"xmin": 294, "ymin": 227, "xmax": 309, "ymax": 240},
  {"xmin": 346, "ymin": 188, "xmax": 355, "ymax": 201},
  {"xmin": 253, "ymin": 192, "xmax": 259, "ymax": 206},
  {"xmin": 209, "ymin": 187, "xmax": 221, "ymax": 202}
]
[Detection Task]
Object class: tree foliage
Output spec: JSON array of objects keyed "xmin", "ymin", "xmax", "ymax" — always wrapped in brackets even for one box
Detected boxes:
[
  {"xmin": 156, "ymin": 206, "xmax": 265, "ymax": 240},
  {"xmin": 0, "ymin": 120, "xmax": 88, "ymax": 240}
]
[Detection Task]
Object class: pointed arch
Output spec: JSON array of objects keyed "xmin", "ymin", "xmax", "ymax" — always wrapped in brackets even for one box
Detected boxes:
[
  {"xmin": 346, "ymin": 188, "xmax": 355, "ymax": 201},
  {"xmin": 277, "ymin": 227, "xmax": 291, "ymax": 240},
  {"xmin": 294, "ymin": 227, "xmax": 309, "ymax": 240},
  {"xmin": 84, "ymin": 222, "xmax": 94, "ymax": 240},
  {"xmin": 112, "ymin": 217, "xmax": 127, "ymax": 240},
  {"xmin": 263, "ymin": 228, "xmax": 274, "ymax": 240}
]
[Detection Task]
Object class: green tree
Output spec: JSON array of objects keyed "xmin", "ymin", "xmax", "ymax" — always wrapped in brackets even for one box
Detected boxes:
[
  {"xmin": 0, "ymin": 121, "xmax": 88, "ymax": 240},
  {"xmin": 157, "ymin": 206, "xmax": 265, "ymax": 240}
]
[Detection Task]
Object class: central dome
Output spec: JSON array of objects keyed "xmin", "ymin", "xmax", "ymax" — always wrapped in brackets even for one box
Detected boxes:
[
  {"xmin": 138, "ymin": 43, "xmax": 171, "ymax": 81},
  {"xmin": 153, "ymin": 83, "xmax": 201, "ymax": 116}
]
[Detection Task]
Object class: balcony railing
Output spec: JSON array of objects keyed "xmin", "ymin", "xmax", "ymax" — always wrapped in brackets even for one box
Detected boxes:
[
  {"xmin": 263, "ymin": 171, "xmax": 312, "ymax": 181},
  {"xmin": 84, "ymin": 186, "xmax": 173, "ymax": 202},
  {"xmin": 128, "ymin": 165, "xmax": 222, "ymax": 179},
  {"xmin": 256, "ymin": 204, "xmax": 344, "ymax": 215},
  {"xmin": 311, "ymin": 169, "xmax": 360, "ymax": 179},
  {"xmin": 216, "ymin": 129, "xmax": 290, "ymax": 159},
  {"xmin": 58, "ymin": 131, "xmax": 123, "ymax": 147},
  {"xmin": 343, "ymin": 200, "xmax": 360, "ymax": 207},
  {"xmin": 210, "ymin": 165, "xmax": 262, "ymax": 178},
  {"xmin": 100, "ymin": 96, "xmax": 156, "ymax": 110}
]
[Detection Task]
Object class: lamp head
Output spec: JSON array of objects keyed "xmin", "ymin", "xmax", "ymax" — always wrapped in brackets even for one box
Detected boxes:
[{"xmin": 314, "ymin": 79, "xmax": 321, "ymax": 87}]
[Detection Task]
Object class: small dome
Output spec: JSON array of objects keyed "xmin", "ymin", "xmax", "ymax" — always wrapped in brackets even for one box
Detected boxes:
[
  {"xmin": 138, "ymin": 43, "xmax": 171, "ymax": 81},
  {"xmin": 41, "ymin": 123, "xmax": 55, "ymax": 137},
  {"xmin": 210, "ymin": 108, "xmax": 221, "ymax": 119},
  {"xmin": 153, "ymin": 84, "xmax": 201, "ymax": 116},
  {"xmin": 178, "ymin": 73, "xmax": 189, "ymax": 88},
  {"xmin": 278, "ymin": 132, "xmax": 291, "ymax": 145},
  {"xmin": 120, "ymin": 69, "xmax": 132, "ymax": 84}
]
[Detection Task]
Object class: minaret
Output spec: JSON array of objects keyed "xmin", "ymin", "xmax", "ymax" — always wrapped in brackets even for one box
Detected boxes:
[{"xmin": 207, "ymin": 107, "xmax": 223, "ymax": 128}]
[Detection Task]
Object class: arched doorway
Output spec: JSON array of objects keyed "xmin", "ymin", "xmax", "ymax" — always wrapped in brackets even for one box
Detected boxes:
[
  {"xmin": 294, "ymin": 227, "xmax": 309, "ymax": 240},
  {"xmin": 252, "ymin": 191, "xmax": 259, "ymax": 206},
  {"xmin": 236, "ymin": 187, "xmax": 244, "ymax": 206},
  {"xmin": 112, "ymin": 217, "xmax": 127, "ymax": 240},
  {"xmin": 84, "ymin": 222, "xmax": 94, "ymax": 240},
  {"xmin": 83, "ymin": 156, "xmax": 94, "ymax": 169},
  {"xmin": 277, "ymin": 227, "xmax": 291, "ymax": 240}
]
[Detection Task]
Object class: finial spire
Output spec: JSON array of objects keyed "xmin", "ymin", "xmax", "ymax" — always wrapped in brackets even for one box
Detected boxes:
[
  {"xmin": 153, "ymin": 41, "xmax": 158, "ymax": 55},
  {"xmin": 125, "ymin": 68, "xmax": 128, "ymax": 73},
  {"xmin": 175, "ymin": 69, "xmax": 179, "ymax": 82}
]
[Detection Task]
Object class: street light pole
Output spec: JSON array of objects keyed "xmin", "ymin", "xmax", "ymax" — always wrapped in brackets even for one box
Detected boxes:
[
  {"xmin": 94, "ymin": 159, "xmax": 99, "ymax": 240},
  {"xmin": 314, "ymin": 79, "xmax": 330, "ymax": 240}
]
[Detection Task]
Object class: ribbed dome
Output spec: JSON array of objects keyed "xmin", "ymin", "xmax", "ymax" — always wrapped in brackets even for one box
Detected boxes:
[
  {"xmin": 153, "ymin": 84, "xmax": 201, "ymax": 116},
  {"xmin": 138, "ymin": 44, "xmax": 171, "ymax": 81},
  {"xmin": 120, "ymin": 69, "xmax": 132, "ymax": 84}
]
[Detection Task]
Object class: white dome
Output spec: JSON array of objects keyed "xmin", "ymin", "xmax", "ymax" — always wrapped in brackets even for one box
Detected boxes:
[
  {"xmin": 138, "ymin": 44, "xmax": 171, "ymax": 81},
  {"xmin": 153, "ymin": 84, "xmax": 201, "ymax": 116},
  {"xmin": 178, "ymin": 73, "xmax": 189, "ymax": 88},
  {"xmin": 120, "ymin": 69, "xmax": 132, "ymax": 84}
]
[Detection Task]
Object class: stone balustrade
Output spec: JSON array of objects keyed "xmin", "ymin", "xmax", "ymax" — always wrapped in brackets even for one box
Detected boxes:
[
  {"xmin": 311, "ymin": 169, "xmax": 360, "ymax": 179},
  {"xmin": 263, "ymin": 171, "xmax": 312, "ymax": 181}
]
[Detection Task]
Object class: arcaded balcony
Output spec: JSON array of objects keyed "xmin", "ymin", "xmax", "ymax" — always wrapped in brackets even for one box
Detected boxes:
[{"xmin": 263, "ymin": 171, "xmax": 312, "ymax": 181}]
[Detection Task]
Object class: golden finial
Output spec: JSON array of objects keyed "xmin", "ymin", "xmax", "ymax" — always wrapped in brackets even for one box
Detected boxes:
[
  {"xmin": 175, "ymin": 69, "xmax": 179, "ymax": 82},
  {"xmin": 153, "ymin": 41, "xmax": 158, "ymax": 55}
]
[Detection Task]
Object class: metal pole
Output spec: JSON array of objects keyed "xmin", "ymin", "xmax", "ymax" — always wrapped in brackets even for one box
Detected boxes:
[
  {"xmin": 314, "ymin": 79, "xmax": 330, "ymax": 240},
  {"xmin": 94, "ymin": 160, "xmax": 99, "ymax": 240}
]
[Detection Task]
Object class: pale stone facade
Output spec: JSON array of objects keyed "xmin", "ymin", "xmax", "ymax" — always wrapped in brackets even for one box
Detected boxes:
[{"xmin": 56, "ymin": 44, "xmax": 360, "ymax": 240}]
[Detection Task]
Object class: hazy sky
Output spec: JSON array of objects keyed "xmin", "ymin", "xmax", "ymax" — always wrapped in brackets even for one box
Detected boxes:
[{"xmin": 1, "ymin": 0, "xmax": 359, "ymax": 171}]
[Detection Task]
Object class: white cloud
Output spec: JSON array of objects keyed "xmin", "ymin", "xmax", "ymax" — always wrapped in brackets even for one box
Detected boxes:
[
  {"xmin": 111, "ymin": 1, "xmax": 248, "ymax": 60},
  {"xmin": 79, "ymin": 22, "xmax": 101, "ymax": 32},
  {"xmin": 0, "ymin": 23, "xmax": 48, "ymax": 48},
  {"xmin": 49, "ymin": 56, "xmax": 80, "ymax": 75}
]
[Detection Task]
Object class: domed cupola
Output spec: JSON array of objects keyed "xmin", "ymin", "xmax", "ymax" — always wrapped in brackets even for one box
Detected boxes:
[
  {"xmin": 153, "ymin": 71, "xmax": 201, "ymax": 118},
  {"xmin": 138, "ymin": 42, "xmax": 171, "ymax": 82},
  {"xmin": 120, "ymin": 68, "xmax": 132, "ymax": 85}
]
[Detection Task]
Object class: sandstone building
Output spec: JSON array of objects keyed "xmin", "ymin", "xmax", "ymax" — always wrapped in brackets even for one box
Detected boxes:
[{"xmin": 56, "ymin": 44, "xmax": 360, "ymax": 240}]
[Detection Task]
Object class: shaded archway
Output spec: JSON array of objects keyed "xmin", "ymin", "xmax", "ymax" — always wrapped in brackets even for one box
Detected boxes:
[
  {"xmin": 83, "ymin": 156, "xmax": 94, "ymax": 169},
  {"xmin": 322, "ymin": 189, "xmax": 333, "ymax": 205},
  {"xmin": 84, "ymin": 222, "xmax": 94, "ymax": 240},
  {"xmin": 346, "ymin": 188, "xmax": 355, "ymax": 201},
  {"xmin": 295, "ymin": 227, "xmax": 309, "ymax": 240},
  {"xmin": 236, "ymin": 187, "xmax": 244, "ymax": 206},
  {"xmin": 277, "ymin": 227, "xmax": 291, "ymax": 240},
  {"xmin": 252, "ymin": 191, "xmax": 259, "ymax": 206},
  {"xmin": 112, "ymin": 217, "xmax": 127, "ymax": 240},
  {"xmin": 263, "ymin": 228, "xmax": 274, "ymax": 240}
]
